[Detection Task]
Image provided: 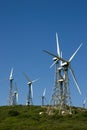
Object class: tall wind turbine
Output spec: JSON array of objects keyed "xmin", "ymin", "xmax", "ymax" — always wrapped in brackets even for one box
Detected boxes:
[
  {"xmin": 23, "ymin": 72, "xmax": 38, "ymax": 105},
  {"xmin": 44, "ymin": 36, "xmax": 82, "ymax": 113},
  {"xmin": 42, "ymin": 88, "xmax": 46, "ymax": 106},
  {"xmin": 60, "ymin": 44, "xmax": 82, "ymax": 113},
  {"xmin": 44, "ymin": 33, "xmax": 65, "ymax": 111},
  {"xmin": 9, "ymin": 68, "xmax": 14, "ymax": 105},
  {"xmin": 44, "ymin": 43, "xmax": 82, "ymax": 95}
]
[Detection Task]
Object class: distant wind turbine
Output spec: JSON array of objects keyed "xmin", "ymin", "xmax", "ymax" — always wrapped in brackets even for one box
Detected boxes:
[
  {"xmin": 9, "ymin": 68, "xmax": 14, "ymax": 105},
  {"xmin": 23, "ymin": 72, "xmax": 39, "ymax": 105}
]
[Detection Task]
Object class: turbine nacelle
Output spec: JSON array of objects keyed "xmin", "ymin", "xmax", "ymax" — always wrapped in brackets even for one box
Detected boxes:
[
  {"xmin": 53, "ymin": 57, "xmax": 58, "ymax": 61},
  {"xmin": 14, "ymin": 91, "xmax": 17, "ymax": 94},
  {"xmin": 27, "ymin": 82, "xmax": 32, "ymax": 85},
  {"xmin": 9, "ymin": 77, "xmax": 13, "ymax": 81},
  {"xmin": 58, "ymin": 79, "xmax": 64, "ymax": 82},
  {"xmin": 61, "ymin": 62, "xmax": 69, "ymax": 67}
]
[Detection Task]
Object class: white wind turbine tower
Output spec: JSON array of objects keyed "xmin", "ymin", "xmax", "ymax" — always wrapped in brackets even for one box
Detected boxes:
[
  {"xmin": 42, "ymin": 88, "xmax": 46, "ymax": 106},
  {"xmin": 44, "ymin": 43, "xmax": 82, "ymax": 112},
  {"xmin": 9, "ymin": 68, "xmax": 14, "ymax": 105},
  {"xmin": 13, "ymin": 83, "xmax": 18, "ymax": 105},
  {"xmin": 23, "ymin": 72, "xmax": 38, "ymax": 106}
]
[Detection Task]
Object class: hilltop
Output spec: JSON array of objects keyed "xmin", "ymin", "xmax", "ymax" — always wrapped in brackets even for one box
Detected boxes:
[{"xmin": 0, "ymin": 105, "xmax": 87, "ymax": 130}]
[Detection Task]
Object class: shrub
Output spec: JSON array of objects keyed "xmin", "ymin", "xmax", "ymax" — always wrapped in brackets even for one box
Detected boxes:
[{"xmin": 8, "ymin": 110, "xmax": 20, "ymax": 116}]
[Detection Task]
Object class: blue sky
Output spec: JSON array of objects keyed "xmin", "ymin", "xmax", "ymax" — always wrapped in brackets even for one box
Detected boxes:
[{"xmin": 0, "ymin": 0, "xmax": 87, "ymax": 107}]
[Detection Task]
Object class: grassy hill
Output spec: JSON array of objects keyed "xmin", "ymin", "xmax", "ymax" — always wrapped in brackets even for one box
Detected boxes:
[{"xmin": 0, "ymin": 105, "xmax": 87, "ymax": 130}]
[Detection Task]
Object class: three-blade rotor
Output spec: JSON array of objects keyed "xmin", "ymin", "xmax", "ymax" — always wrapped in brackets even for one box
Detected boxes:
[
  {"xmin": 23, "ymin": 72, "xmax": 39, "ymax": 98},
  {"xmin": 43, "ymin": 42, "xmax": 83, "ymax": 95}
]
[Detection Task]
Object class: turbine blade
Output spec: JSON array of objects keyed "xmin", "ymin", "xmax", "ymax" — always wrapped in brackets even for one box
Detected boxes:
[
  {"xmin": 56, "ymin": 32, "xmax": 61, "ymax": 57},
  {"xmin": 23, "ymin": 72, "xmax": 31, "ymax": 82},
  {"xmin": 14, "ymin": 82, "xmax": 18, "ymax": 91},
  {"xmin": 43, "ymin": 50, "xmax": 68, "ymax": 63},
  {"xmin": 69, "ymin": 65, "xmax": 81, "ymax": 95},
  {"xmin": 43, "ymin": 88, "xmax": 46, "ymax": 97},
  {"xmin": 60, "ymin": 51, "xmax": 62, "ymax": 66},
  {"xmin": 16, "ymin": 93, "xmax": 18, "ymax": 103},
  {"xmin": 43, "ymin": 50, "xmax": 58, "ymax": 57},
  {"xmin": 31, "ymin": 84, "xmax": 33, "ymax": 98},
  {"xmin": 69, "ymin": 43, "xmax": 83, "ymax": 62},
  {"xmin": 83, "ymin": 98, "xmax": 86, "ymax": 104},
  {"xmin": 50, "ymin": 59, "xmax": 58, "ymax": 69},
  {"xmin": 32, "ymin": 78, "xmax": 39, "ymax": 83},
  {"xmin": 10, "ymin": 68, "xmax": 13, "ymax": 79}
]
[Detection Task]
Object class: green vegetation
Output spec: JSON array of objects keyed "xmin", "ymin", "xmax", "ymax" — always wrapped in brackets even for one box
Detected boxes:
[{"xmin": 0, "ymin": 105, "xmax": 87, "ymax": 130}]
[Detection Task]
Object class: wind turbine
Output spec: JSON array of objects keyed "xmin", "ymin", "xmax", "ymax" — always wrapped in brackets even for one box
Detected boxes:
[
  {"xmin": 23, "ymin": 72, "xmax": 38, "ymax": 105},
  {"xmin": 43, "ymin": 43, "xmax": 82, "ymax": 95},
  {"xmin": 44, "ymin": 37, "xmax": 82, "ymax": 114},
  {"xmin": 42, "ymin": 88, "xmax": 46, "ymax": 106},
  {"xmin": 44, "ymin": 33, "xmax": 64, "ymax": 109},
  {"xmin": 9, "ymin": 68, "xmax": 14, "ymax": 105}
]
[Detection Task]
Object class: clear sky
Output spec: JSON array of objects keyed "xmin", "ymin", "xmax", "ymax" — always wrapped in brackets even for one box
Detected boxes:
[{"xmin": 0, "ymin": 0, "xmax": 87, "ymax": 107}]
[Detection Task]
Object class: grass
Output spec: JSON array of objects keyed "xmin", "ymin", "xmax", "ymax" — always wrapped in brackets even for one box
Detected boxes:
[{"xmin": 0, "ymin": 105, "xmax": 87, "ymax": 130}]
